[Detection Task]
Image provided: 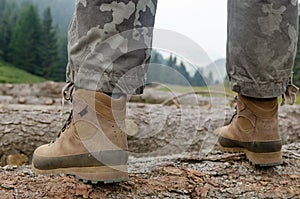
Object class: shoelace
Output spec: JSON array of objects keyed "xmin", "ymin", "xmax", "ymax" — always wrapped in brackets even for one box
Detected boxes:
[
  {"xmin": 225, "ymin": 96, "xmax": 238, "ymax": 126},
  {"xmin": 56, "ymin": 82, "xmax": 75, "ymax": 139}
]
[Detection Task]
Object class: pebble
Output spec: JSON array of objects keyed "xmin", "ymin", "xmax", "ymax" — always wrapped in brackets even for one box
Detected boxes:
[
  {"xmin": 6, "ymin": 84, "xmax": 14, "ymax": 89},
  {"xmin": 45, "ymin": 99, "xmax": 55, "ymax": 105},
  {"xmin": 260, "ymin": 181, "xmax": 269, "ymax": 186},
  {"xmin": 224, "ymin": 162, "xmax": 230, "ymax": 167},
  {"xmin": 2, "ymin": 165, "xmax": 18, "ymax": 171},
  {"xmin": 1, "ymin": 183, "xmax": 14, "ymax": 189},
  {"xmin": 137, "ymin": 103, "xmax": 145, "ymax": 108},
  {"xmin": 255, "ymin": 176, "xmax": 262, "ymax": 181},
  {"xmin": 18, "ymin": 97, "xmax": 26, "ymax": 104},
  {"xmin": 237, "ymin": 182, "xmax": 243, "ymax": 186}
]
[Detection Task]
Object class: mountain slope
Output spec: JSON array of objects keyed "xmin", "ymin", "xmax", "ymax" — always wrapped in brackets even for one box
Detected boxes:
[
  {"xmin": 0, "ymin": 61, "xmax": 45, "ymax": 83},
  {"xmin": 203, "ymin": 58, "xmax": 226, "ymax": 83}
]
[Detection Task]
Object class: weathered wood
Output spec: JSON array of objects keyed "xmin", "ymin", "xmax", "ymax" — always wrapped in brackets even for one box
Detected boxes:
[{"xmin": 0, "ymin": 102, "xmax": 299, "ymax": 166}]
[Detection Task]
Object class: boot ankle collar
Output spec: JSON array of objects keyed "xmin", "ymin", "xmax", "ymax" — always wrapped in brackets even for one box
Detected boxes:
[{"xmin": 238, "ymin": 95, "xmax": 278, "ymax": 118}]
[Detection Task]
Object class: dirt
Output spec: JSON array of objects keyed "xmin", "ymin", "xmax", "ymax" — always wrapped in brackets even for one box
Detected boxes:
[{"xmin": 0, "ymin": 144, "xmax": 299, "ymax": 198}]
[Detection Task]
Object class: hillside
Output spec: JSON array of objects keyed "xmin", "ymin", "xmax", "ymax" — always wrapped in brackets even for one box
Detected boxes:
[
  {"xmin": 203, "ymin": 58, "xmax": 227, "ymax": 84},
  {"xmin": 0, "ymin": 61, "xmax": 45, "ymax": 83}
]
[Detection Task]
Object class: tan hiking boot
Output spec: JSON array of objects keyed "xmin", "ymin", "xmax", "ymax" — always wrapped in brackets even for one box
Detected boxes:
[
  {"xmin": 32, "ymin": 89, "xmax": 129, "ymax": 183},
  {"xmin": 216, "ymin": 95, "xmax": 282, "ymax": 166}
]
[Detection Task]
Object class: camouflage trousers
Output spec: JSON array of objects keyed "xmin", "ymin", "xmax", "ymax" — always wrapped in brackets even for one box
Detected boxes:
[
  {"xmin": 227, "ymin": 0, "xmax": 298, "ymax": 98},
  {"xmin": 67, "ymin": 0, "xmax": 298, "ymax": 98},
  {"xmin": 67, "ymin": 0, "xmax": 157, "ymax": 95}
]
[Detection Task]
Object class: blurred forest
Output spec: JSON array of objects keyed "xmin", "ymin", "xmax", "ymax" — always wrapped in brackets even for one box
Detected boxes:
[{"xmin": 0, "ymin": 0, "xmax": 71, "ymax": 81}]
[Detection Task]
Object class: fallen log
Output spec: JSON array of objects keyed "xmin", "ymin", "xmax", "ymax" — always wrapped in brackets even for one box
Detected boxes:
[
  {"xmin": 0, "ymin": 82, "xmax": 233, "ymax": 106},
  {"xmin": 0, "ymin": 102, "xmax": 299, "ymax": 166}
]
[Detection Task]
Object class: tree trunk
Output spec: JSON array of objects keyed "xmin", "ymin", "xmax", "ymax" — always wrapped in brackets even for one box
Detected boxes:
[{"xmin": 0, "ymin": 103, "xmax": 299, "ymax": 166}]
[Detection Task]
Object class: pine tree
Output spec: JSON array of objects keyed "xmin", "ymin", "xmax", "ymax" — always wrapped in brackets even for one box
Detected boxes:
[
  {"xmin": 191, "ymin": 69, "xmax": 206, "ymax": 87},
  {"xmin": 0, "ymin": 1, "xmax": 18, "ymax": 61},
  {"xmin": 0, "ymin": 0, "xmax": 5, "ymax": 17},
  {"xmin": 40, "ymin": 7, "xmax": 60, "ymax": 79},
  {"xmin": 54, "ymin": 34, "xmax": 67, "ymax": 81},
  {"xmin": 178, "ymin": 61, "xmax": 190, "ymax": 83},
  {"xmin": 8, "ymin": 5, "xmax": 43, "ymax": 75},
  {"xmin": 208, "ymin": 71, "xmax": 214, "ymax": 85},
  {"xmin": 147, "ymin": 50, "xmax": 164, "ymax": 84}
]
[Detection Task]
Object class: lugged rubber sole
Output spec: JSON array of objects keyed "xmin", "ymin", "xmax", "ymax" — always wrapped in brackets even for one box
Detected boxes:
[
  {"xmin": 218, "ymin": 144, "xmax": 283, "ymax": 167},
  {"xmin": 32, "ymin": 165, "xmax": 129, "ymax": 184}
]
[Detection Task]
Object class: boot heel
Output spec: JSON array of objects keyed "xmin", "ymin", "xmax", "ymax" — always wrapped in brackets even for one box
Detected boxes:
[
  {"xmin": 71, "ymin": 165, "xmax": 129, "ymax": 184},
  {"xmin": 32, "ymin": 165, "xmax": 129, "ymax": 184},
  {"xmin": 245, "ymin": 150, "xmax": 283, "ymax": 167}
]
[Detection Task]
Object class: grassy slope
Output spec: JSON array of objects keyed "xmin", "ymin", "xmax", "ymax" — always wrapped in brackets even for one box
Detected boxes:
[
  {"xmin": 0, "ymin": 61, "xmax": 45, "ymax": 84},
  {"xmin": 155, "ymin": 83, "xmax": 300, "ymax": 105},
  {"xmin": 155, "ymin": 83, "xmax": 236, "ymax": 97}
]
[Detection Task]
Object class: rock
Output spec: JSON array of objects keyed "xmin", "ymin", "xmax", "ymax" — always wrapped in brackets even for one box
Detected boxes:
[
  {"xmin": 260, "ymin": 181, "xmax": 268, "ymax": 186},
  {"xmin": 6, "ymin": 84, "xmax": 14, "ymax": 89},
  {"xmin": 136, "ymin": 103, "xmax": 146, "ymax": 108},
  {"xmin": 45, "ymin": 99, "xmax": 55, "ymax": 106},
  {"xmin": 75, "ymin": 184, "xmax": 91, "ymax": 198},
  {"xmin": 1, "ymin": 180, "xmax": 14, "ymax": 189},
  {"xmin": 200, "ymin": 187, "xmax": 208, "ymax": 197},
  {"xmin": 163, "ymin": 166, "xmax": 184, "ymax": 175},
  {"xmin": 18, "ymin": 97, "xmax": 26, "ymax": 104},
  {"xmin": 2, "ymin": 165, "xmax": 17, "ymax": 171},
  {"xmin": 6, "ymin": 154, "xmax": 29, "ymax": 166},
  {"xmin": 125, "ymin": 119, "xmax": 139, "ymax": 136}
]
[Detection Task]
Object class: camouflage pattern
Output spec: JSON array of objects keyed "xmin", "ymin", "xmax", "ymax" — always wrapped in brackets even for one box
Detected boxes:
[
  {"xmin": 227, "ymin": 0, "xmax": 298, "ymax": 98},
  {"xmin": 66, "ymin": 0, "xmax": 298, "ymax": 98},
  {"xmin": 66, "ymin": 0, "xmax": 157, "ymax": 94}
]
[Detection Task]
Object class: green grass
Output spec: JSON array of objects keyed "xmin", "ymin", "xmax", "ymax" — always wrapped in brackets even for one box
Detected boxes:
[
  {"xmin": 0, "ymin": 61, "xmax": 46, "ymax": 83},
  {"xmin": 155, "ymin": 83, "xmax": 236, "ymax": 97},
  {"xmin": 154, "ymin": 83, "xmax": 300, "ymax": 105}
]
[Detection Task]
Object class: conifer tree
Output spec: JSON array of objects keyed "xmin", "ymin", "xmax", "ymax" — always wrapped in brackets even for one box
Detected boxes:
[
  {"xmin": 0, "ymin": 0, "xmax": 5, "ymax": 17},
  {"xmin": 40, "ymin": 7, "xmax": 60, "ymax": 79},
  {"xmin": 8, "ymin": 5, "xmax": 43, "ymax": 75},
  {"xmin": 54, "ymin": 35, "xmax": 67, "ymax": 81},
  {"xmin": 0, "ymin": 0, "xmax": 18, "ymax": 61},
  {"xmin": 178, "ymin": 61, "xmax": 190, "ymax": 83},
  {"xmin": 191, "ymin": 69, "xmax": 206, "ymax": 87}
]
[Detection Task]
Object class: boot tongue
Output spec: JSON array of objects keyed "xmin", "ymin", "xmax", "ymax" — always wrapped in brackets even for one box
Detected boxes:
[{"xmin": 238, "ymin": 95, "xmax": 278, "ymax": 118}]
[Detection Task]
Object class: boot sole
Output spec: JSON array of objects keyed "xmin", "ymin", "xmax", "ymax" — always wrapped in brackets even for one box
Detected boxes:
[
  {"xmin": 32, "ymin": 165, "xmax": 129, "ymax": 184},
  {"xmin": 218, "ymin": 144, "xmax": 283, "ymax": 167}
]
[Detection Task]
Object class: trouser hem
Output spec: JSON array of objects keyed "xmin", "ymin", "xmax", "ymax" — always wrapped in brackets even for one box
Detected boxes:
[
  {"xmin": 230, "ymin": 79, "xmax": 290, "ymax": 98},
  {"xmin": 72, "ymin": 74, "xmax": 145, "ymax": 95}
]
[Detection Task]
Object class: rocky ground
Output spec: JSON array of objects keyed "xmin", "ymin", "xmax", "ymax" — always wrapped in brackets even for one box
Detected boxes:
[
  {"xmin": 0, "ymin": 82, "xmax": 299, "ymax": 198},
  {"xmin": 0, "ymin": 144, "xmax": 299, "ymax": 199}
]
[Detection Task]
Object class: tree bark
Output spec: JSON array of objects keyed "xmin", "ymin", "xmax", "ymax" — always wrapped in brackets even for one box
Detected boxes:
[{"xmin": 0, "ymin": 102, "xmax": 299, "ymax": 166}]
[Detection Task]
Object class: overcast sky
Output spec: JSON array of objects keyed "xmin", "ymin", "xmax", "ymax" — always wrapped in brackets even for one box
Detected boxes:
[{"xmin": 153, "ymin": 0, "xmax": 227, "ymax": 62}]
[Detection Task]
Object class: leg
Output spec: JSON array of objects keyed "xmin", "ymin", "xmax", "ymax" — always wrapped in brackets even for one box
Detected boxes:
[
  {"xmin": 32, "ymin": 0, "xmax": 157, "ymax": 183},
  {"xmin": 227, "ymin": 0, "xmax": 298, "ymax": 98},
  {"xmin": 67, "ymin": 0, "xmax": 157, "ymax": 94},
  {"xmin": 67, "ymin": 0, "xmax": 156, "ymax": 94},
  {"xmin": 218, "ymin": 0, "xmax": 298, "ymax": 166}
]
